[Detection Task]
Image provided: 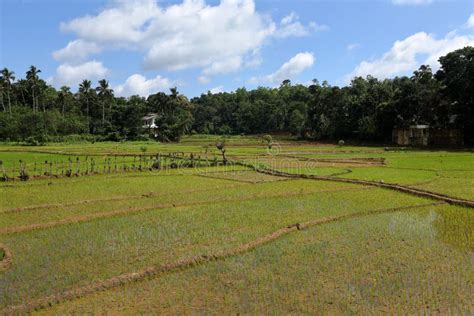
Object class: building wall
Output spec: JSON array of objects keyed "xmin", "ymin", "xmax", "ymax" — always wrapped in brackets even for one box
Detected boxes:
[{"xmin": 392, "ymin": 128, "xmax": 463, "ymax": 147}]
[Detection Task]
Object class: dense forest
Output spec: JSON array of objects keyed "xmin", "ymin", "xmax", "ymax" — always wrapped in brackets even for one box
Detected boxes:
[{"xmin": 0, "ymin": 46, "xmax": 473, "ymax": 144}]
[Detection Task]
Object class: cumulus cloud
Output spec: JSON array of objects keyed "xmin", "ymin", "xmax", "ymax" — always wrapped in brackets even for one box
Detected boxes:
[
  {"xmin": 55, "ymin": 0, "xmax": 325, "ymax": 80},
  {"xmin": 347, "ymin": 43, "xmax": 361, "ymax": 51},
  {"xmin": 392, "ymin": 0, "xmax": 433, "ymax": 5},
  {"xmin": 202, "ymin": 56, "xmax": 243, "ymax": 76},
  {"xmin": 467, "ymin": 14, "xmax": 474, "ymax": 28},
  {"xmin": 53, "ymin": 39, "xmax": 101, "ymax": 63},
  {"xmin": 274, "ymin": 12, "xmax": 326, "ymax": 38},
  {"xmin": 57, "ymin": 0, "xmax": 274, "ymax": 76},
  {"xmin": 49, "ymin": 61, "xmax": 109, "ymax": 88},
  {"xmin": 59, "ymin": 0, "xmax": 158, "ymax": 45},
  {"xmin": 209, "ymin": 85, "xmax": 224, "ymax": 94},
  {"xmin": 114, "ymin": 74, "xmax": 174, "ymax": 97},
  {"xmin": 249, "ymin": 52, "xmax": 314, "ymax": 85},
  {"xmin": 346, "ymin": 31, "xmax": 474, "ymax": 81}
]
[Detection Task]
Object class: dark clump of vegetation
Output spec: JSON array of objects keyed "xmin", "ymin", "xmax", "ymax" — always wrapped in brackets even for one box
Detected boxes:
[{"xmin": 0, "ymin": 47, "xmax": 473, "ymax": 144}]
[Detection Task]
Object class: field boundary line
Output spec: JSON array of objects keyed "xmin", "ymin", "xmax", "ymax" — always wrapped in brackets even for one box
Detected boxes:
[
  {"xmin": 0, "ymin": 244, "xmax": 12, "ymax": 272},
  {"xmin": 196, "ymin": 173, "xmax": 293, "ymax": 184},
  {"xmin": 1, "ymin": 201, "xmax": 442, "ymax": 314},
  {"xmin": 239, "ymin": 162, "xmax": 474, "ymax": 208},
  {"xmin": 277, "ymin": 154, "xmax": 387, "ymax": 166},
  {"xmin": 0, "ymin": 183, "xmax": 248, "ymax": 214},
  {"xmin": 0, "ymin": 186, "xmax": 374, "ymax": 236}
]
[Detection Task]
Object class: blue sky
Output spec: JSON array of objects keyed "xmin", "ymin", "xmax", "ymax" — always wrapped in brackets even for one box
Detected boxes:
[{"xmin": 1, "ymin": 0, "xmax": 473, "ymax": 97}]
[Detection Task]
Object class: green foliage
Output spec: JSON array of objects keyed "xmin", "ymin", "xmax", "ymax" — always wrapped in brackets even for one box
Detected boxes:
[{"xmin": 0, "ymin": 47, "xmax": 473, "ymax": 144}]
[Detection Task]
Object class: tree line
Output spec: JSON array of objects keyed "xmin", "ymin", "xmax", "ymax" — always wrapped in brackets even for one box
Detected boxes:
[{"xmin": 0, "ymin": 46, "xmax": 472, "ymax": 144}]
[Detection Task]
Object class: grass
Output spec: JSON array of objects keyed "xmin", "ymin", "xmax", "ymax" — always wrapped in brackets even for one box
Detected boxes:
[{"xmin": 0, "ymin": 137, "xmax": 472, "ymax": 313}]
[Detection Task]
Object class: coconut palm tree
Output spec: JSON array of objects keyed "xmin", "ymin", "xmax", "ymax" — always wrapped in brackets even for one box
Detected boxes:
[
  {"xmin": 79, "ymin": 79, "xmax": 92, "ymax": 128},
  {"xmin": 0, "ymin": 80, "xmax": 5, "ymax": 113},
  {"xmin": 1, "ymin": 68, "xmax": 15, "ymax": 114},
  {"xmin": 26, "ymin": 65, "xmax": 41, "ymax": 112},
  {"xmin": 58, "ymin": 86, "xmax": 71, "ymax": 117},
  {"xmin": 96, "ymin": 79, "xmax": 113, "ymax": 125}
]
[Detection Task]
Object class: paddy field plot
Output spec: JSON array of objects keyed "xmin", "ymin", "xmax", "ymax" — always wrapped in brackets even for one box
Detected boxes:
[{"xmin": 0, "ymin": 137, "xmax": 472, "ymax": 314}]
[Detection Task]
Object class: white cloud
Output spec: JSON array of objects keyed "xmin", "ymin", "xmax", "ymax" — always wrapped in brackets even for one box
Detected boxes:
[
  {"xmin": 197, "ymin": 75, "xmax": 210, "ymax": 84},
  {"xmin": 56, "ymin": 0, "xmax": 325, "ymax": 79},
  {"xmin": 392, "ymin": 0, "xmax": 433, "ymax": 5},
  {"xmin": 308, "ymin": 22, "xmax": 330, "ymax": 32},
  {"xmin": 209, "ymin": 85, "xmax": 224, "ymax": 94},
  {"xmin": 52, "ymin": 39, "xmax": 101, "ymax": 63},
  {"xmin": 347, "ymin": 43, "xmax": 361, "ymax": 51},
  {"xmin": 114, "ymin": 74, "xmax": 174, "ymax": 97},
  {"xmin": 49, "ymin": 61, "xmax": 109, "ymax": 88},
  {"xmin": 202, "ymin": 56, "xmax": 242, "ymax": 76},
  {"xmin": 346, "ymin": 31, "xmax": 474, "ymax": 81},
  {"xmin": 467, "ymin": 14, "xmax": 474, "ymax": 28},
  {"xmin": 59, "ymin": 0, "xmax": 159, "ymax": 45},
  {"xmin": 249, "ymin": 52, "xmax": 315, "ymax": 85},
  {"xmin": 274, "ymin": 12, "xmax": 327, "ymax": 39},
  {"xmin": 58, "ymin": 0, "xmax": 276, "ymax": 77}
]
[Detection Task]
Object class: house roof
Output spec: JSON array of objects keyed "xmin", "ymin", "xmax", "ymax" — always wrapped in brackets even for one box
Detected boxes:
[{"xmin": 142, "ymin": 113, "xmax": 158, "ymax": 120}]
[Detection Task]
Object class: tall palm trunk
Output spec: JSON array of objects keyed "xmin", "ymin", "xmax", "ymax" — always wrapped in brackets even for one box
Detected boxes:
[
  {"xmin": 20, "ymin": 89, "xmax": 26, "ymax": 105},
  {"xmin": 6, "ymin": 90, "xmax": 11, "ymax": 115},
  {"xmin": 32, "ymin": 88, "xmax": 36, "ymax": 112},
  {"xmin": 86, "ymin": 97, "xmax": 90, "ymax": 132},
  {"xmin": 102, "ymin": 100, "xmax": 105, "ymax": 125},
  {"xmin": 0, "ymin": 93, "xmax": 5, "ymax": 112}
]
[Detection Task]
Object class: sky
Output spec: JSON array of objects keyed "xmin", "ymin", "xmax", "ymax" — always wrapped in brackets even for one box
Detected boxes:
[{"xmin": 1, "ymin": 0, "xmax": 473, "ymax": 98}]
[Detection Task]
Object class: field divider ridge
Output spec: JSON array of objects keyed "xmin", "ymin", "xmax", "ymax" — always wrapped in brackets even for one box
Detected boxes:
[
  {"xmin": 236, "ymin": 161, "xmax": 474, "ymax": 208},
  {"xmin": 0, "ymin": 186, "xmax": 374, "ymax": 236},
  {"xmin": 0, "ymin": 183, "xmax": 248, "ymax": 214},
  {"xmin": 1, "ymin": 201, "xmax": 443, "ymax": 314}
]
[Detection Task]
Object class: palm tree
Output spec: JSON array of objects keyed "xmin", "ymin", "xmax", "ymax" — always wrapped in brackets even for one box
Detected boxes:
[
  {"xmin": 26, "ymin": 66, "xmax": 41, "ymax": 112},
  {"xmin": 58, "ymin": 86, "xmax": 71, "ymax": 117},
  {"xmin": 0, "ymin": 80, "xmax": 5, "ymax": 113},
  {"xmin": 15, "ymin": 79, "xmax": 29, "ymax": 106},
  {"xmin": 0, "ymin": 68, "xmax": 15, "ymax": 115},
  {"xmin": 78, "ymin": 79, "xmax": 92, "ymax": 128},
  {"xmin": 96, "ymin": 79, "xmax": 113, "ymax": 125}
]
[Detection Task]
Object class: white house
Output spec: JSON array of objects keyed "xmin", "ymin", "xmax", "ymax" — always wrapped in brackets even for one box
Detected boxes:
[{"xmin": 142, "ymin": 113, "xmax": 159, "ymax": 137}]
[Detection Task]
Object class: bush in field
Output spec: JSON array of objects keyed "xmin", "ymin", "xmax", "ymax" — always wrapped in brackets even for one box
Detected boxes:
[
  {"xmin": 262, "ymin": 134, "xmax": 273, "ymax": 149},
  {"xmin": 215, "ymin": 139, "xmax": 227, "ymax": 165},
  {"xmin": 19, "ymin": 160, "xmax": 29, "ymax": 181},
  {"xmin": 24, "ymin": 134, "xmax": 47, "ymax": 146},
  {"xmin": 0, "ymin": 160, "xmax": 8, "ymax": 182}
]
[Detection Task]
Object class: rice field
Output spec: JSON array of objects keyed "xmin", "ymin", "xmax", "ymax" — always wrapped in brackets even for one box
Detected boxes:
[{"xmin": 0, "ymin": 136, "xmax": 472, "ymax": 314}]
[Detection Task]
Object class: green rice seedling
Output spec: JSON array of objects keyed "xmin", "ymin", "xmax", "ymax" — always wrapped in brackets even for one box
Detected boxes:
[{"xmin": 40, "ymin": 206, "xmax": 472, "ymax": 315}]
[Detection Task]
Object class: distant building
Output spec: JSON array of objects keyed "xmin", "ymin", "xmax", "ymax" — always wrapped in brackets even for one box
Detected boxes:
[
  {"xmin": 142, "ymin": 113, "xmax": 159, "ymax": 138},
  {"xmin": 392, "ymin": 125, "xmax": 463, "ymax": 147}
]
